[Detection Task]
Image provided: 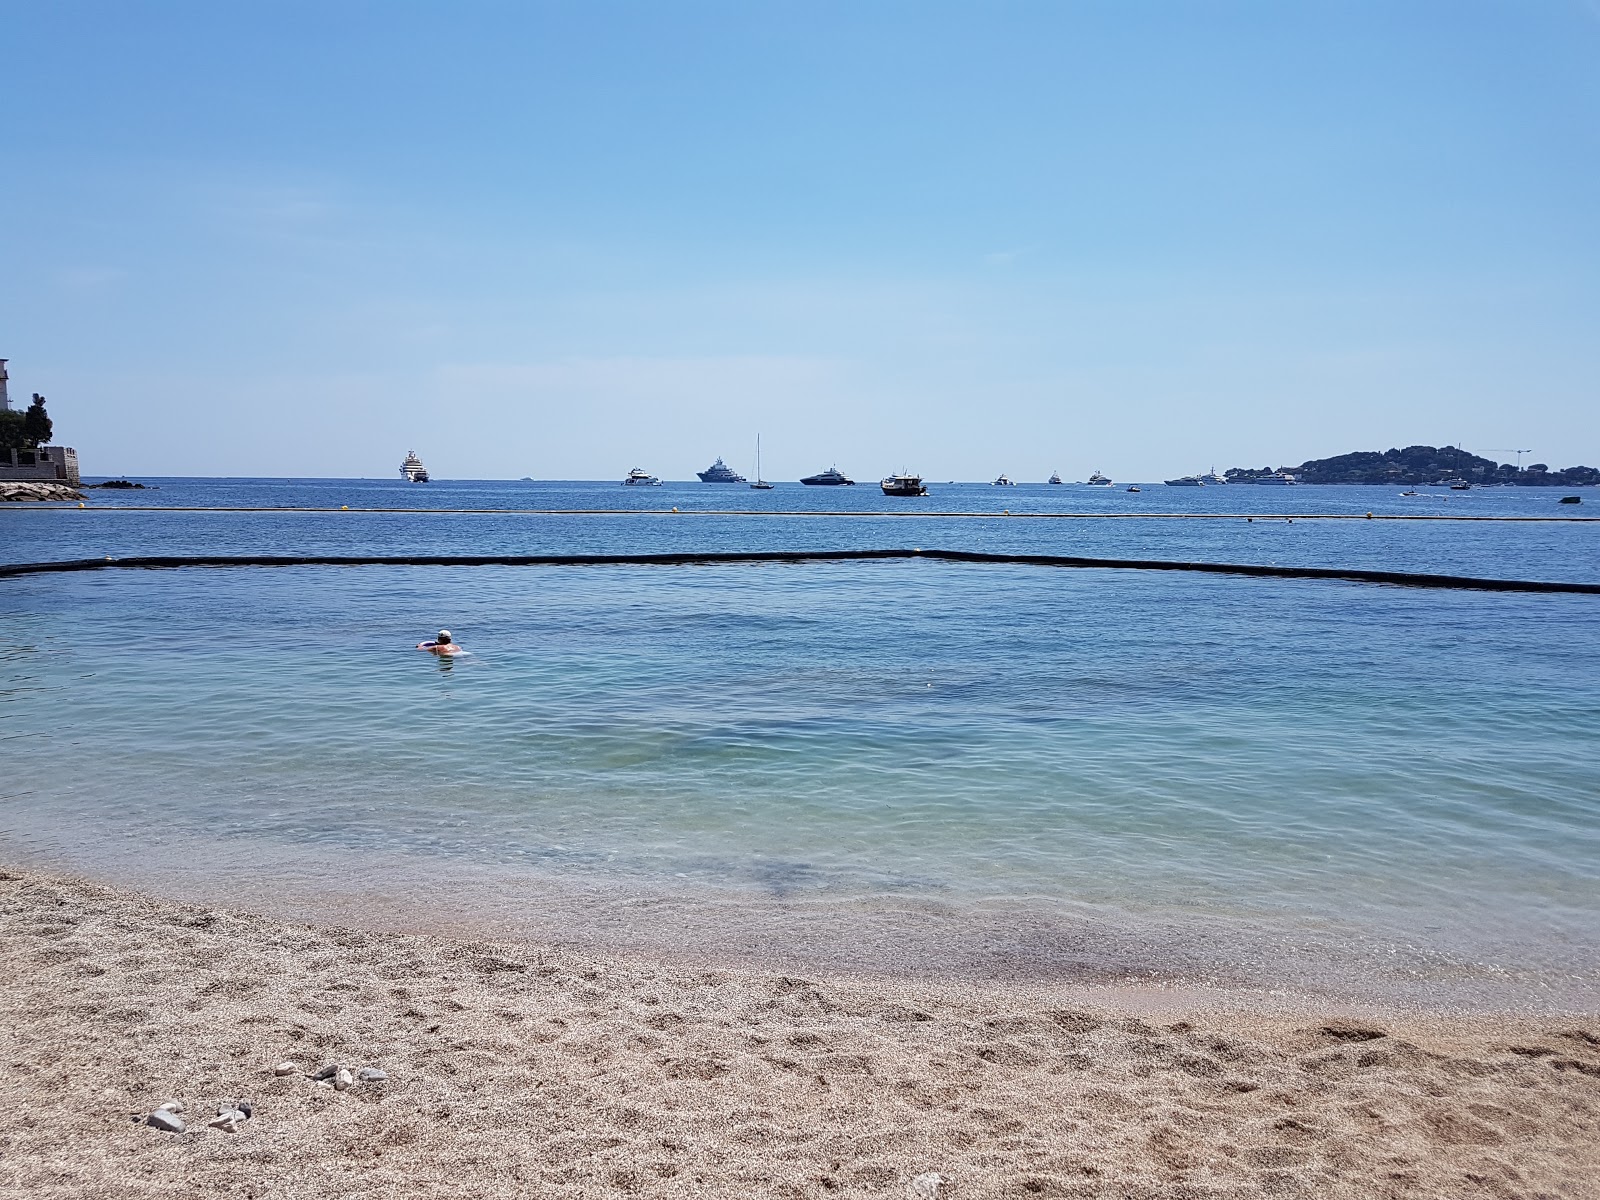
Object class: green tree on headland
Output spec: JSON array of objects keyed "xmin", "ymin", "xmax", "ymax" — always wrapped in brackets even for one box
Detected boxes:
[
  {"xmin": 0, "ymin": 410, "xmax": 25, "ymax": 451},
  {"xmin": 23, "ymin": 394, "xmax": 52, "ymax": 448}
]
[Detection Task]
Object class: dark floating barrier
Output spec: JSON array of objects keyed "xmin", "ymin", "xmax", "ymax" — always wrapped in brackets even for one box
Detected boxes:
[{"xmin": 1, "ymin": 549, "xmax": 1597, "ymax": 595}]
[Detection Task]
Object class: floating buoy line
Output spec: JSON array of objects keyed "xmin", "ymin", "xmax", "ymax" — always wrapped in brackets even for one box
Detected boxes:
[{"xmin": 1, "ymin": 549, "xmax": 1596, "ymax": 595}]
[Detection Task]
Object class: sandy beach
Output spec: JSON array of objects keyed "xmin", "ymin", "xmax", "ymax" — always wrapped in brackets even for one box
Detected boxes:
[{"xmin": 0, "ymin": 867, "xmax": 1595, "ymax": 1199}]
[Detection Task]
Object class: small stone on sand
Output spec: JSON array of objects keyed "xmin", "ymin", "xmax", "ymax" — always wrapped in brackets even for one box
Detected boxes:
[
  {"xmin": 273, "ymin": 1062, "xmax": 296, "ymax": 1076},
  {"xmin": 357, "ymin": 1068, "xmax": 387, "ymax": 1082},
  {"xmin": 312, "ymin": 1064, "xmax": 340, "ymax": 1081},
  {"xmin": 146, "ymin": 1109, "xmax": 185, "ymax": 1133},
  {"xmin": 333, "ymin": 1068, "xmax": 354, "ymax": 1091},
  {"xmin": 908, "ymin": 1172, "xmax": 944, "ymax": 1200},
  {"xmin": 207, "ymin": 1110, "xmax": 246, "ymax": 1133}
]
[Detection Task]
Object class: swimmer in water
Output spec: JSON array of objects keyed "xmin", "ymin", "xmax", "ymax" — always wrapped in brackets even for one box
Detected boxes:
[{"xmin": 417, "ymin": 629, "xmax": 465, "ymax": 656}]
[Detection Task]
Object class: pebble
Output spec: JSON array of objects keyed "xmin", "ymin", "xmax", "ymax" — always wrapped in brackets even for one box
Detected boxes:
[
  {"xmin": 207, "ymin": 1110, "xmax": 246, "ymax": 1134},
  {"xmin": 334, "ymin": 1068, "xmax": 354, "ymax": 1091},
  {"xmin": 274, "ymin": 1062, "xmax": 297, "ymax": 1076},
  {"xmin": 908, "ymin": 1173, "xmax": 944, "ymax": 1200},
  {"xmin": 312, "ymin": 1064, "xmax": 341, "ymax": 1081},
  {"xmin": 157, "ymin": 1101, "xmax": 184, "ymax": 1114},
  {"xmin": 357, "ymin": 1068, "xmax": 388, "ymax": 1082},
  {"xmin": 146, "ymin": 1109, "xmax": 185, "ymax": 1134},
  {"xmin": 315, "ymin": 1081, "xmax": 334, "ymax": 1090}
]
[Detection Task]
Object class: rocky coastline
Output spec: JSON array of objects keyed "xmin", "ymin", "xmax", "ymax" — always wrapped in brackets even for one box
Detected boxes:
[{"xmin": 0, "ymin": 480, "xmax": 84, "ymax": 502}]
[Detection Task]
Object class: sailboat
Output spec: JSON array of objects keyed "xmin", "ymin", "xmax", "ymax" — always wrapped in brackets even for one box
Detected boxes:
[{"xmin": 750, "ymin": 434, "xmax": 774, "ymax": 489}]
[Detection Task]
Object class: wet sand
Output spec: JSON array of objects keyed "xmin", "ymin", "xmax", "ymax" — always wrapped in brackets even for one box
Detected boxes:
[{"xmin": 1, "ymin": 866, "xmax": 1596, "ymax": 1199}]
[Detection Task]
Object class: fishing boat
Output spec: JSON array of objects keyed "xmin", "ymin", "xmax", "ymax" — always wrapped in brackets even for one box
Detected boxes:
[
  {"xmin": 1086, "ymin": 471, "xmax": 1113, "ymax": 486},
  {"xmin": 622, "ymin": 467, "xmax": 662, "ymax": 486},
  {"xmin": 399, "ymin": 450, "xmax": 430, "ymax": 483},
  {"xmin": 696, "ymin": 456, "xmax": 746, "ymax": 483},
  {"xmin": 1164, "ymin": 475, "xmax": 1203, "ymax": 487},
  {"xmin": 801, "ymin": 465, "xmax": 855, "ymax": 485},
  {"xmin": 881, "ymin": 472, "xmax": 927, "ymax": 496},
  {"xmin": 750, "ymin": 435, "xmax": 774, "ymax": 490},
  {"xmin": 992, "ymin": 473, "xmax": 1016, "ymax": 486},
  {"xmin": 1048, "ymin": 471, "xmax": 1063, "ymax": 484}
]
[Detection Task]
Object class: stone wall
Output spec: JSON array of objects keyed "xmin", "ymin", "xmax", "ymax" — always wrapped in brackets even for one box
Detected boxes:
[{"xmin": 0, "ymin": 446, "xmax": 80, "ymax": 483}]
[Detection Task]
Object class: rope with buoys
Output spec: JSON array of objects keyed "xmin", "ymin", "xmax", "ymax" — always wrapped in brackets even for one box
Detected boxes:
[{"xmin": 1, "ymin": 549, "xmax": 1597, "ymax": 595}]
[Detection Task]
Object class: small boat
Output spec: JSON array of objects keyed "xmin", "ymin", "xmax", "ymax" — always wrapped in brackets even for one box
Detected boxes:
[
  {"xmin": 622, "ymin": 467, "xmax": 662, "ymax": 486},
  {"xmin": 801, "ymin": 465, "xmax": 855, "ymax": 485},
  {"xmin": 1164, "ymin": 475, "xmax": 1203, "ymax": 487},
  {"xmin": 750, "ymin": 435, "xmax": 774, "ymax": 489},
  {"xmin": 1048, "ymin": 471, "xmax": 1063, "ymax": 485},
  {"xmin": 992, "ymin": 473, "xmax": 1016, "ymax": 487},
  {"xmin": 1126, "ymin": 485, "xmax": 1140, "ymax": 492},
  {"xmin": 881, "ymin": 472, "xmax": 927, "ymax": 496},
  {"xmin": 696, "ymin": 456, "xmax": 747, "ymax": 483},
  {"xmin": 399, "ymin": 450, "xmax": 430, "ymax": 483},
  {"xmin": 1399, "ymin": 490, "xmax": 1418, "ymax": 497},
  {"xmin": 1560, "ymin": 495, "xmax": 1582, "ymax": 504},
  {"xmin": 1086, "ymin": 471, "xmax": 1112, "ymax": 486},
  {"xmin": 1450, "ymin": 480, "xmax": 1472, "ymax": 490}
]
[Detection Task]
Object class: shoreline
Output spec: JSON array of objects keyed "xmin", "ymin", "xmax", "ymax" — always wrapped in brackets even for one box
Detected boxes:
[{"xmin": 3, "ymin": 865, "xmax": 1595, "ymax": 1197}]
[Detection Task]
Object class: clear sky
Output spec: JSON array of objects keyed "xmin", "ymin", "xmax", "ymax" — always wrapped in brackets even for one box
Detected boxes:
[{"xmin": 3, "ymin": 1, "xmax": 1597, "ymax": 481}]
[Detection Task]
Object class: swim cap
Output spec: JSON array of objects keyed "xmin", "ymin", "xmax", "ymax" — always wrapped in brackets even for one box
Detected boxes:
[{"xmin": 437, "ymin": 629, "xmax": 452, "ymax": 643}]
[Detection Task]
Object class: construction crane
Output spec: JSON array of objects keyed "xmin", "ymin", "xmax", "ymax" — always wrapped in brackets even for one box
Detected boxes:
[{"xmin": 1479, "ymin": 448, "xmax": 1533, "ymax": 469}]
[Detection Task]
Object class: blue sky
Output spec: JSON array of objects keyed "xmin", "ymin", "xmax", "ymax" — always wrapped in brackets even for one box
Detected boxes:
[{"xmin": 3, "ymin": 1, "xmax": 1597, "ymax": 480}]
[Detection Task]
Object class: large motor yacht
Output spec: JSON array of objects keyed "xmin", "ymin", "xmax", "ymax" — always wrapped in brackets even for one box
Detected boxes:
[
  {"xmin": 622, "ymin": 467, "xmax": 662, "ymax": 486},
  {"xmin": 1201, "ymin": 468, "xmax": 1228, "ymax": 485},
  {"xmin": 992, "ymin": 473, "xmax": 1016, "ymax": 486},
  {"xmin": 696, "ymin": 456, "xmax": 746, "ymax": 483},
  {"xmin": 881, "ymin": 473, "xmax": 928, "ymax": 496},
  {"xmin": 800, "ymin": 465, "xmax": 855, "ymax": 485},
  {"xmin": 1164, "ymin": 475, "xmax": 1203, "ymax": 486},
  {"xmin": 1086, "ymin": 471, "xmax": 1113, "ymax": 486},
  {"xmin": 1048, "ymin": 471, "xmax": 1063, "ymax": 484},
  {"xmin": 1255, "ymin": 472, "xmax": 1299, "ymax": 486},
  {"xmin": 399, "ymin": 450, "xmax": 430, "ymax": 483}
]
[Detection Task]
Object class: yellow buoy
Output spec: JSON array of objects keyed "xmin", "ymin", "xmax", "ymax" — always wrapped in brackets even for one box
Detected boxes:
[
  {"xmin": 672, "ymin": 506, "xmax": 679, "ymax": 513},
  {"xmin": 341, "ymin": 505, "xmax": 349, "ymax": 510}
]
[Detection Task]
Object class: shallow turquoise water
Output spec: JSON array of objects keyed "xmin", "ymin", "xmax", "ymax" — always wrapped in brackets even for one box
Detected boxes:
[{"xmin": 2, "ymin": 481, "xmax": 1598, "ymax": 1007}]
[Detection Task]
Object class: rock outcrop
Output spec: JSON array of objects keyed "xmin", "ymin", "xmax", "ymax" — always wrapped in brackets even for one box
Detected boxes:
[{"xmin": 0, "ymin": 481, "xmax": 85, "ymax": 502}]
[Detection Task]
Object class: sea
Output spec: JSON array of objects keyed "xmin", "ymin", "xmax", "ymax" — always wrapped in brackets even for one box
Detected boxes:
[{"xmin": 3, "ymin": 477, "xmax": 1598, "ymax": 1012}]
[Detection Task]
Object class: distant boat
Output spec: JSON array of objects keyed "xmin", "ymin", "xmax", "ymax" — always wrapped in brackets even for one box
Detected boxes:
[
  {"xmin": 1201, "ymin": 468, "xmax": 1228, "ymax": 485},
  {"xmin": 1560, "ymin": 495, "xmax": 1582, "ymax": 504},
  {"xmin": 801, "ymin": 465, "xmax": 855, "ymax": 485},
  {"xmin": 881, "ymin": 472, "xmax": 927, "ymax": 496},
  {"xmin": 519, "ymin": 476, "xmax": 534, "ymax": 482},
  {"xmin": 622, "ymin": 467, "xmax": 662, "ymax": 486},
  {"xmin": 400, "ymin": 450, "xmax": 430, "ymax": 483},
  {"xmin": 1164, "ymin": 475, "xmax": 1203, "ymax": 487},
  {"xmin": 1400, "ymin": 490, "xmax": 1418, "ymax": 497},
  {"xmin": 1086, "ymin": 471, "xmax": 1112, "ymax": 486},
  {"xmin": 1254, "ymin": 472, "xmax": 1299, "ymax": 486},
  {"xmin": 751, "ymin": 435, "xmax": 774, "ymax": 489},
  {"xmin": 1048, "ymin": 471, "xmax": 1063, "ymax": 485},
  {"xmin": 1447, "ymin": 479, "xmax": 1472, "ymax": 490},
  {"xmin": 1126, "ymin": 485, "xmax": 1140, "ymax": 492},
  {"xmin": 992, "ymin": 473, "xmax": 1016, "ymax": 487},
  {"xmin": 697, "ymin": 456, "xmax": 746, "ymax": 483}
]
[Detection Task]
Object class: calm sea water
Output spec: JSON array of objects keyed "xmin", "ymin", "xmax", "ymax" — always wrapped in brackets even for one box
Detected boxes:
[{"xmin": 3, "ymin": 479, "xmax": 1598, "ymax": 1009}]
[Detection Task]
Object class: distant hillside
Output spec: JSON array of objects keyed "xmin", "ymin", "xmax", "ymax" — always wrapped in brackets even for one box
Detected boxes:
[{"xmin": 1227, "ymin": 446, "xmax": 1599, "ymax": 486}]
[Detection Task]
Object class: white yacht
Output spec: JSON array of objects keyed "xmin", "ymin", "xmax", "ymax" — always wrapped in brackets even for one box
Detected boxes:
[
  {"xmin": 992, "ymin": 473, "xmax": 1016, "ymax": 486},
  {"xmin": 622, "ymin": 467, "xmax": 662, "ymax": 486},
  {"xmin": 399, "ymin": 450, "xmax": 429, "ymax": 483},
  {"xmin": 1255, "ymin": 472, "xmax": 1299, "ymax": 486},
  {"xmin": 1086, "ymin": 471, "xmax": 1113, "ymax": 486},
  {"xmin": 1201, "ymin": 468, "xmax": 1228, "ymax": 485},
  {"xmin": 1164, "ymin": 475, "xmax": 1203, "ymax": 486},
  {"xmin": 1048, "ymin": 471, "xmax": 1063, "ymax": 485}
]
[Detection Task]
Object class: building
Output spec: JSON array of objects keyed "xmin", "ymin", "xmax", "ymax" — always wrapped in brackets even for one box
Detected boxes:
[{"xmin": 0, "ymin": 359, "xmax": 81, "ymax": 483}]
